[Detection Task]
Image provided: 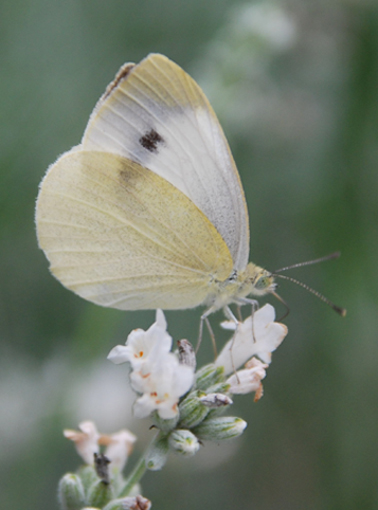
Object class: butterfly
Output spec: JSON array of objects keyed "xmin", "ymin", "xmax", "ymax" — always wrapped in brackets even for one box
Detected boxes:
[{"xmin": 36, "ymin": 54, "xmax": 344, "ymax": 325}]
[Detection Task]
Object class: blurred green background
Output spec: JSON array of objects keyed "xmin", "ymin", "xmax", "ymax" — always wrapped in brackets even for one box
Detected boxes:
[{"xmin": 1, "ymin": 0, "xmax": 378, "ymax": 508}]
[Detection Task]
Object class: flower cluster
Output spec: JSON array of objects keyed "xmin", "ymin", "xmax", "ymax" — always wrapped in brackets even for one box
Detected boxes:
[
  {"xmin": 59, "ymin": 304, "xmax": 287, "ymax": 509},
  {"xmin": 108, "ymin": 310, "xmax": 195, "ymax": 420},
  {"xmin": 60, "ymin": 421, "xmax": 148, "ymax": 510},
  {"xmin": 107, "ymin": 304, "xmax": 287, "ymax": 466}
]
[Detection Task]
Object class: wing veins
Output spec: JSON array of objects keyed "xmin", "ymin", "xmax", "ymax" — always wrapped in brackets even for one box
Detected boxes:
[
  {"xmin": 104, "ymin": 279, "xmax": 207, "ymax": 309},
  {"xmin": 49, "ymin": 248, "xmax": 211, "ymax": 277},
  {"xmin": 140, "ymin": 61, "xmax": 238, "ymax": 238},
  {"xmin": 43, "ymin": 166, "xmax": 220, "ymax": 273},
  {"xmin": 70, "ymin": 164, "xmax": 216, "ymax": 270},
  {"xmin": 42, "ymin": 187, "xmax": 189, "ymax": 261}
]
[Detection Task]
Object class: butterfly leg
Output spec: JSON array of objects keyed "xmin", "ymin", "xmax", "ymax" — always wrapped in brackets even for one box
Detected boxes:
[
  {"xmin": 222, "ymin": 305, "xmax": 241, "ymax": 376},
  {"xmin": 235, "ymin": 298, "xmax": 259, "ymax": 343},
  {"xmin": 205, "ymin": 317, "xmax": 218, "ymax": 358},
  {"xmin": 197, "ymin": 305, "xmax": 217, "ymax": 354}
]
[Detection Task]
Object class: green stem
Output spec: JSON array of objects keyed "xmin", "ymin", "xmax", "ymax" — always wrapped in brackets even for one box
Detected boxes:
[{"xmin": 118, "ymin": 432, "xmax": 160, "ymax": 497}]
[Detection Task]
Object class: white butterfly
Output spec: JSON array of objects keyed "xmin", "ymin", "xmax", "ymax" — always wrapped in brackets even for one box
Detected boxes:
[{"xmin": 35, "ymin": 54, "xmax": 277, "ymax": 321}]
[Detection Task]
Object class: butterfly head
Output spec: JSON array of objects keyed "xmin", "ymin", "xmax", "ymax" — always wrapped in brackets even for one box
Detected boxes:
[
  {"xmin": 242, "ymin": 263, "xmax": 276, "ymax": 297},
  {"xmin": 254, "ymin": 271, "xmax": 276, "ymax": 295}
]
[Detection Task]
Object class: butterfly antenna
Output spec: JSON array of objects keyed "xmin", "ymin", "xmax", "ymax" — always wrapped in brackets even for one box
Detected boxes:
[
  {"xmin": 271, "ymin": 273, "xmax": 346, "ymax": 316},
  {"xmin": 274, "ymin": 251, "xmax": 341, "ymax": 273}
]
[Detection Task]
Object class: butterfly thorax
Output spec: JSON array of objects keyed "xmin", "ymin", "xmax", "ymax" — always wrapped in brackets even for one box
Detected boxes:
[{"xmin": 205, "ymin": 262, "xmax": 276, "ymax": 311}]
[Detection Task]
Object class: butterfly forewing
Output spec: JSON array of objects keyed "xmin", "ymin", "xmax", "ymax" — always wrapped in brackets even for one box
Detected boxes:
[{"xmin": 82, "ymin": 53, "xmax": 250, "ymax": 271}]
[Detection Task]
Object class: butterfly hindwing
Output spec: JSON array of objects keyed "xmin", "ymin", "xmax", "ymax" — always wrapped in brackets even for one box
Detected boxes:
[{"xmin": 36, "ymin": 150, "xmax": 233, "ymax": 310}]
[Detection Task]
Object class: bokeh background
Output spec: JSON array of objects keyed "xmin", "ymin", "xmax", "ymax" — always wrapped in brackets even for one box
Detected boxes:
[{"xmin": 1, "ymin": 0, "xmax": 378, "ymax": 508}]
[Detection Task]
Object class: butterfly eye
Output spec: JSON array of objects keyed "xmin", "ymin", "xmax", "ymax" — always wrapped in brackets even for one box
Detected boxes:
[{"xmin": 255, "ymin": 274, "xmax": 274, "ymax": 291}]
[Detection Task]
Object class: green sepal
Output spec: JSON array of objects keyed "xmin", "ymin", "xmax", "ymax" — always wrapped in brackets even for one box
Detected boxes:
[
  {"xmin": 206, "ymin": 381, "xmax": 231, "ymax": 395},
  {"xmin": 195, "ymin": 364, "xmax": 225, "ymax": 391},
  {"xmin": 145, "ymin": 433, "xmax": 169, "ymax": 471},
  {"xmin": 168, "ymin": 429, "xmax": 200, "ymax": 456},
  {"xmin": 193, "ymin": 416, "xmax": 247, "ymax": 441},
  {"xmin": 151, "ymin": 410, "xmax": 179, "ymax": 433},
  {"xmin": 102, "ymin": 498, "xmax": 126, "ymax": 510},
  {"xmin": 87, "ymin": 479, "xmax": 113, "ymax": 508},
  {"xmin": 58, "ymin": 473, "xmax": 86, "ymax": 510},
  {"xmin": 178, "ymin": 390, "xmax": 209, "ymax": 428},
  {"xmin": 77, "ymin": 465, "xmax": 98, "ymax": 494}
]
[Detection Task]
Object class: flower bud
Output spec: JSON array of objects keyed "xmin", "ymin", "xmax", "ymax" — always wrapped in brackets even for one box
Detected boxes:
[
  {"xmin": 87, "ymin": 479, "xmax": 113, "ymax": 508},
  {"xmin": 169, "ymin": 429, "xmax": 201, "ymax": 457},
  {"xmin": 193, "ymin": 416, "xmax": 247, "ymax": 441},
  {"xmin": 103, "ymin": 498, "xmax": 125, "ymax": 510},
  {"xmin": 195, "ymin": 364, "xmax": 225, "ymax": 391},
  {"xmin": 206, "ymin": 381, "xmax": 231, "ymax": 394},
  {"xmin": 103, "ymin": 499, "xmax": 128, "ymax": 510},
  {"xmin": 145, "ymin": 434, "xmax": 169, "ymax": 471},
  {"xmin": 77, "ymin": 465, "xmax": 98, "ymax": 492},
  {"xmin": 178, "ymin": 391, "xmax": 209, "ymax": 428},
  {"xmin": 58, "ymin": 473, "xmax": 85, "ymax": 510}
]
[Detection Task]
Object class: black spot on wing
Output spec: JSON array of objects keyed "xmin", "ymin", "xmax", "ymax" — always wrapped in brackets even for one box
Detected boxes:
[{"xmin": 139, "ymin": 129, "xmax": 164, "ymax": 153}]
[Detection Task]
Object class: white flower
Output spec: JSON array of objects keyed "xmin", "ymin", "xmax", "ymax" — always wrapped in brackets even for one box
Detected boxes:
[
  {"xmin": 107, "ymin": 309, "xmax": 172, "ymax": 369},
  {"xmin": 99, "ymin": 429, "xmax": 137, "ymax": 473},
  {"xmin": 64, "ymin": 421, "xmax": 137, "ymax": 472},
  {"xmin": 132, "ymin": 352, "xmax": 194, "ymax": 420},
  {"xmin": 226, "ymin": 357, "xmax": 268, "ymax": 400},
  {"xmin": 63, "ymin": 420, "xmax": 100, "ymax": 465},
  {"xmin": 108, "ymin": 310, "xmax": 195, "ymax": 420},
  {"xmin": 215, "ymin": 304, "xmax": 287, "ymax": 374}
]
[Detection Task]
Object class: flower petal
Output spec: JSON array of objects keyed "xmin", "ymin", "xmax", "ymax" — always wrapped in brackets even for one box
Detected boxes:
[{"xmin": 215, "ymin": 304, "xmax": 288, "ymax": 374}]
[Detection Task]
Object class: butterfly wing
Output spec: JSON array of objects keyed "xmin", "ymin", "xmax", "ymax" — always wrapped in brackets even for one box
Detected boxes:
[
  {"xmin": 36, "ymin": 150, "xmax": 233, "ymax": 310},
  {"xmin": 81, "ymin": 53, "xmax": 250, "ymax": 272}
]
